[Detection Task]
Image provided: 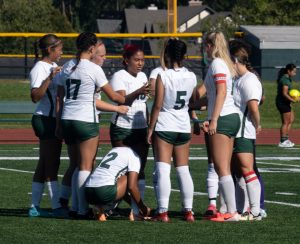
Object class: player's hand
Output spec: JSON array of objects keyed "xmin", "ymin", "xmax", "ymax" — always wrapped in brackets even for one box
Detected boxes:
[
  {"xmin": 208, "ymin": 119, "xmax": 217, "ymax": 135},
  {"xmin": 256, "ymin": 125, "xmax": 262, "ymax": 134},
  {"xmin": 202, "ymin": 120, "xmax": 209, "ymax": 133},
  {"xmin": 116, "ymin": 105, "xmax": 129, "ymax": 114},
  {"xmin": 147, "ymin": 128, "xmax": 153, "ymax": 144},
  {"xmin": 138, "ymin": 82, "xmax": 151, "ymax": 96},
  {"xmin": 50, "ymin": 66, "xmax": 62, "ymax": 79}
]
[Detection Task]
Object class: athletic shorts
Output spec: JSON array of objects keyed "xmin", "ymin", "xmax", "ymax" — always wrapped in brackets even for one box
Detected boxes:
[
  {"xmin": 216, "ymin": 113, "xmax": 240, "ymax": 138},
  {"xmin": 234, "ymin": 137, "xmax": 255, "ymax": 153},
  {"xmin": 31, "ymin": 115, "xmax": 56, "ymax": 140},
  {"xmin": 276, "ymin": 101, "xmax": 291, "ymax": 113},
  {"xmin": 85, "ymin": 185, "xmax": 117, "ymax": 205},
  {"xmin": 155, "ymin": 131, "xmax": 191, "ymax": 146},
  {"xmin": 61, "ymin": 120, "xmax": 99, "ymax": 145},
  {"xmin": 110, "ymin": 123, "xmax": 147, "ymax": 145}
]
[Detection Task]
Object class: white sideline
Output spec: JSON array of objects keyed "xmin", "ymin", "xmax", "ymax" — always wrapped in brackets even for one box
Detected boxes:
[{"xmin": 0, "ymin": 166, "xmax": 299, "ymax": 208}]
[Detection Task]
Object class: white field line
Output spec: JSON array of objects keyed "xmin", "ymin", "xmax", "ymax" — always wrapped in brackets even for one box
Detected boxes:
[
  {"xmin": 275, "ymin": 192, "xmax": 297, "ymax": 196},
  {"xmin": 0, "ymin": 166, "xmax": 299, "ymax": 208},
  {"xmin": 256, "ymin": 161, "xmax": 300, "ymax": 168}
]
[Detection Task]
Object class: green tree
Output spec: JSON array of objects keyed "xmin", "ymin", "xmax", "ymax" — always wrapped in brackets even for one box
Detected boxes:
[
  {"xmin": 202, "ymin": 0, "xmax": 237, "ymax": 11},
  {"xmin": 0, "ymin": 0, "xmax": 74, "ymax": 53}
]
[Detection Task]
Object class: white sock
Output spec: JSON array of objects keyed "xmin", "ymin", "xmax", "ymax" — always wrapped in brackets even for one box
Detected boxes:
[
  {"xmin": 157, "ymin": 162, "xmax": 171, "ymax": 213},
  {"xmin": 219, "ymin": 188, "xmax": 227, "ymax": 214},
  {"xmin": 176, "ymin": 165, "xmax": 194, "ymax": 211},
  {"xmin": 244, "ymin": 171, "xmax": 261, "ymax": 216},
  {"xmin": 46, "ymin": 181, "xmax": 61, "ymax": 209},
  {"xmin": 77, "ymin": 170, "xmax": 90, "ymax": 215},
  {"xmin": 236, "ymin": 177, "xmax": 249, "ymax": 213},
  {"xmin": 71, "ymin": 168, "xmax": 79, "ymax": 212},
  {"xmin": 219, "ymin": 175, "xmax": 236, "ymax": 213},
  {"xmin": 131, "ymin": 179, "xmax": 146, "ymax": 215},
  {"xmin": 31, "ymin": 182, "xmax": 44, "ymax": 207},
  {"xmin": 152, "ymin": 165, "xmax": 159, "ymax": 206},
  {"xmin": 207, "ymin": 163, "xmax": 219, "ymax": 206},
  {"xmin": 60, "ymin": 185, "xmax": 71, "ymax": 200}
]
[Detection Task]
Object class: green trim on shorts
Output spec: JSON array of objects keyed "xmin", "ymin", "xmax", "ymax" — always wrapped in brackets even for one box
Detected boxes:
[
  {"xmin": 85, "ymin": 185, "xmax": 117, "ymax": 205},
  {"xmin": 31, "ymin": 115, "xmax": 56, "ymax": 140},
  {"xmin": 155, "ymin": 131, "xmax": 191, "ymax": 146},
  {"xmin": 216, "ymin": 113, "xmax": 240, "ymax": 138},
  {"xmin": 62, "ymin": 120, "xmax": 99, "ymax": 145},
  {"xmin": 234, "ymin": 137, "xmax": 255, "ymax": 153},
  {"xmin": 110, "ymin": 123, "xmax": 147, "ymax": 145}
]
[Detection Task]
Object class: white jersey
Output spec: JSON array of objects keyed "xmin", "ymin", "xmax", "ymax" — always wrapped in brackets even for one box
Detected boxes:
[
  {"xmin": 204, "ymin": 58, "xmax": 239, "ymax": 120},
  {"xmin": 234, "ymin": 72, "xmax": 262, "ymax": 139},
  {"xmin": 30, "ymin": 61, "xmax": 59, "ymax": 117},
  {"xmin": 155, "ymin": 67, "xmax": 197, "ymax": 133},
  {"xmin": 85, "ymin": 147, "xmax": 141, "ymax": 187},
  {"xmin": 110, "ymin": 69, "xmax": 148, "ymax": 129},
  {"xmin": 150, "ymin": 66, "xmax": 164, "ymax": 80},
  {"xmin": 59, "ymin": 59, "xmax": 108, "ymax": 123}
]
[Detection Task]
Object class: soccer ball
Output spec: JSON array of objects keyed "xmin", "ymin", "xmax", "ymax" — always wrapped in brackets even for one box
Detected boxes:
[{"xmin": 289, "ymin": 89, "xmax": 300, "ymax": 99}]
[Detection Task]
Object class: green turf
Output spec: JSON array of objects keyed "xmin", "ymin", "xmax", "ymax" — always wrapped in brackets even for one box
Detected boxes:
[{"xmin": 0, "ymin": 144, "xmax": 299, "ymax": 243}]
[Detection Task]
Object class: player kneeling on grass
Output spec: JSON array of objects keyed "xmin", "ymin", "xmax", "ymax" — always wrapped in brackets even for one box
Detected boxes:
[{"xmin": 85, "ymin": 147, "xmax": 151, "ymax": 221}]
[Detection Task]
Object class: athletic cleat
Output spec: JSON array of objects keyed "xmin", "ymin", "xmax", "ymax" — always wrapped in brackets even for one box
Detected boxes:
[
  {"xmin": 184, "ymin": 211, "xmax": 195, "ymax": 222},
  {"xmin": 278, "ymin": 140, "xmax": 294, "ymax": 148},
  {"xmin": 152, "ymin": 212, "xmax": 170, "ymax": 223},
  {"xmin": 204, "ymin": 204, "xmax": 218, "ymax": 219},
  {"xmin": 68, "ymin": 210, "xmax": 78, "ymax": 219},
  {"xmin": 260, "ymin": 209, "xmax": 267, "ymax": 218},
  {"xmin": 52, "ymin": 207, "xmax": 69, "ymax": 219},
  {"xmin": 240, "ymin": 212, "xmax": 262, "ymax": 221},
  {"xmin": 59, "ymin": 198, "xmax": 69, "ymax": 209},
  {"xmin": 210, "ymin": 212, "xmax": 240, "ymax": 222},
  {"xmin": 28, "ymin": 206, "xmax": 50, "ymax": 218},
  {"xmin": 76, "ymin": 208, "xmax": 95, "ymax": 220}
]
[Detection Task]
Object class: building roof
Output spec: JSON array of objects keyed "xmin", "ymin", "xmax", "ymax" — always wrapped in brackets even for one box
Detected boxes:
[
  {"xmin": 240, "ymin": 25, "xmax": 300, "ymax": 49},
  {"xmin": 97, "ymin": 19, "xmax": 122, "ymax": 33}
]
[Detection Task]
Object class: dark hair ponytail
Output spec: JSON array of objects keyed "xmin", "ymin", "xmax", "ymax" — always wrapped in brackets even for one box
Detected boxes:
[
  {"xmin": 72, "ymin": 32, "xmax": 98, "ymax": 71},
  {"xmin": 164, "ymin": 38, "xmax": 187, "ymax": 69},
  {"xmin": 277, "ymin": 63, "xmax": 296, "ymax": 83}
]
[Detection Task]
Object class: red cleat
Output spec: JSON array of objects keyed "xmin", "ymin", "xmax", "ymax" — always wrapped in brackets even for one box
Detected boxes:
[
  {"xmin": 184, "ymin": 211, "xmax": 195, "ymax": 222},
  {"xmin": 204, "ymin": 204, "xmax": 218, "ymax": 219},
  {"xmin": 152, "ymin": 212, "xmax": 170, "ymax": 223}
]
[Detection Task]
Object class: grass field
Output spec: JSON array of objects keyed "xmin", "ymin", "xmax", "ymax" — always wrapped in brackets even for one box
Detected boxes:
[{"xmin": 0, "ymin": 143, "xmax": 300, "ymax": 243}]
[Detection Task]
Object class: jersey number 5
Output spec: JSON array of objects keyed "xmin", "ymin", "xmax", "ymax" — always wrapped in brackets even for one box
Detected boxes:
[
  {"xmin": 66, "ymin": 79, "xmax": 81, "ymax": 100},
  {"xmin": 173, "ymin": 91, "xmax": 187, "ymax": 110},
  {"xmin": 99, "ymin": 152, "xmax": 118, "ymax": 169}
]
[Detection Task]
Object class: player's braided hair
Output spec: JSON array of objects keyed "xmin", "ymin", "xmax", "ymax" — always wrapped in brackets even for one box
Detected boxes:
[
  {"xmin": 34, "ymin": 34, "xmax": 62, "ymax": 63},
  {"xmin": 164, "ymin": 38, "xmax": 187, "ymax": 69},
  {"xmin": 72, "ymin": 32, "xmax": 98, "ymax": 71}
]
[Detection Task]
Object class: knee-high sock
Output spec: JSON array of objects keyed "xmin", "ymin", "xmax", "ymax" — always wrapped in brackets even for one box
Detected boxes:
[
  {"xmin": 31, "ymin": 182, "xmax": 44, "ymax": 207},
  {"xmin": 77, "ymin": 170, "xmax": 90, "ymax": 215},
  {"xmin": 236, "ymin": 177, "xmax": 249, "ymax": 213},
  {"xmin": 258, "ymin": 175, "xmax": 265, "ymax": 210},
  {"xmin": 131, "ymin": 179, "xmax": 146, "ymax": 215},
  {"xmin": 176, "ymin": 165, "xmax": 194, "ymax": 211},
  {"xmin": 207, "ymin": 163, "xmax": 219, "ymax": 206},
  {"xmin": 219, "ymin": 188, "xmax": 227, "ymax": 214},
  {"xmin": 152, "ymin": 165, "xmax": 159, "ymax": 206},
  {"xmin": 60, "ymin": 185, "xmax": 71, "ymax": 201},
  {"xmin": 219, "ymin": 175, "xmax": 236, "ymax": 213},
  {"xmin": 71, "ymin": 168, "xmax": 79, "ymax": 212},
  {"xmin": 244, "ymin": 171, "xmax": 261, "ymax": 216},
  {"xmin": 46, "ymin": 181, "xmax": 61, "ymax": 209},
  {"xmin": 157, "ymin": 162, "xmax": 171, "ymax": 213}
]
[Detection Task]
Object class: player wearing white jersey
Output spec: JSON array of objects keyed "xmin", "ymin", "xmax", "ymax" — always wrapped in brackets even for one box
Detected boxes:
[
  {"xmin": 230, "ymin": 41, "xmax": 263, "ymax": 221},
  {"xmin": 148, "ymin": 39, "xmax": 196, "ymax": 222},
  {"xmin": 197, "ymin": 32, "xmax": 240, "ymax": 222},
  {"xmin": 28, "ymin": 34, "xmax": 65, "ymax": 218},
  {"xmin": 56, "ymin": 32, "xmax": 149, "ymax": 219},
  {"xmin": 57, "ymin": 41, "xmax": 128, "ymax": 214},
  {"xmin": 109, "ymin": 44, "xmax": 150, "ymax": 220},
  {"xmin": 85, "ymin": 147, "xmax": 151, "ymax": 221}
]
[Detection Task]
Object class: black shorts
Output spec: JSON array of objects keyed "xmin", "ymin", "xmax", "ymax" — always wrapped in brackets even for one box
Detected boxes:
[{"xmin": 276, "ymin": 101, "xmax": 291, "ymax": 113}]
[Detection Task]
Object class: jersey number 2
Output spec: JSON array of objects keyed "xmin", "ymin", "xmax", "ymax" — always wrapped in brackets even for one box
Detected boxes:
[
  {"xmin": 173, "ymin": 91, "xmax": 187, "ymax": 110},
  {"xmin": 99, "ymin": 152, "xmax": 118, "ymax": 169},
  {"xmin": 66, "ymin": 79, "xmax": 81, "ymax": 100}
]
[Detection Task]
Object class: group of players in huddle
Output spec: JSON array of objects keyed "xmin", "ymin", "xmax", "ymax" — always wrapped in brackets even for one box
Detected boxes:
[{"xmin": 29, "ymin": 31, "xmax": 268, "ymax": 222}]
